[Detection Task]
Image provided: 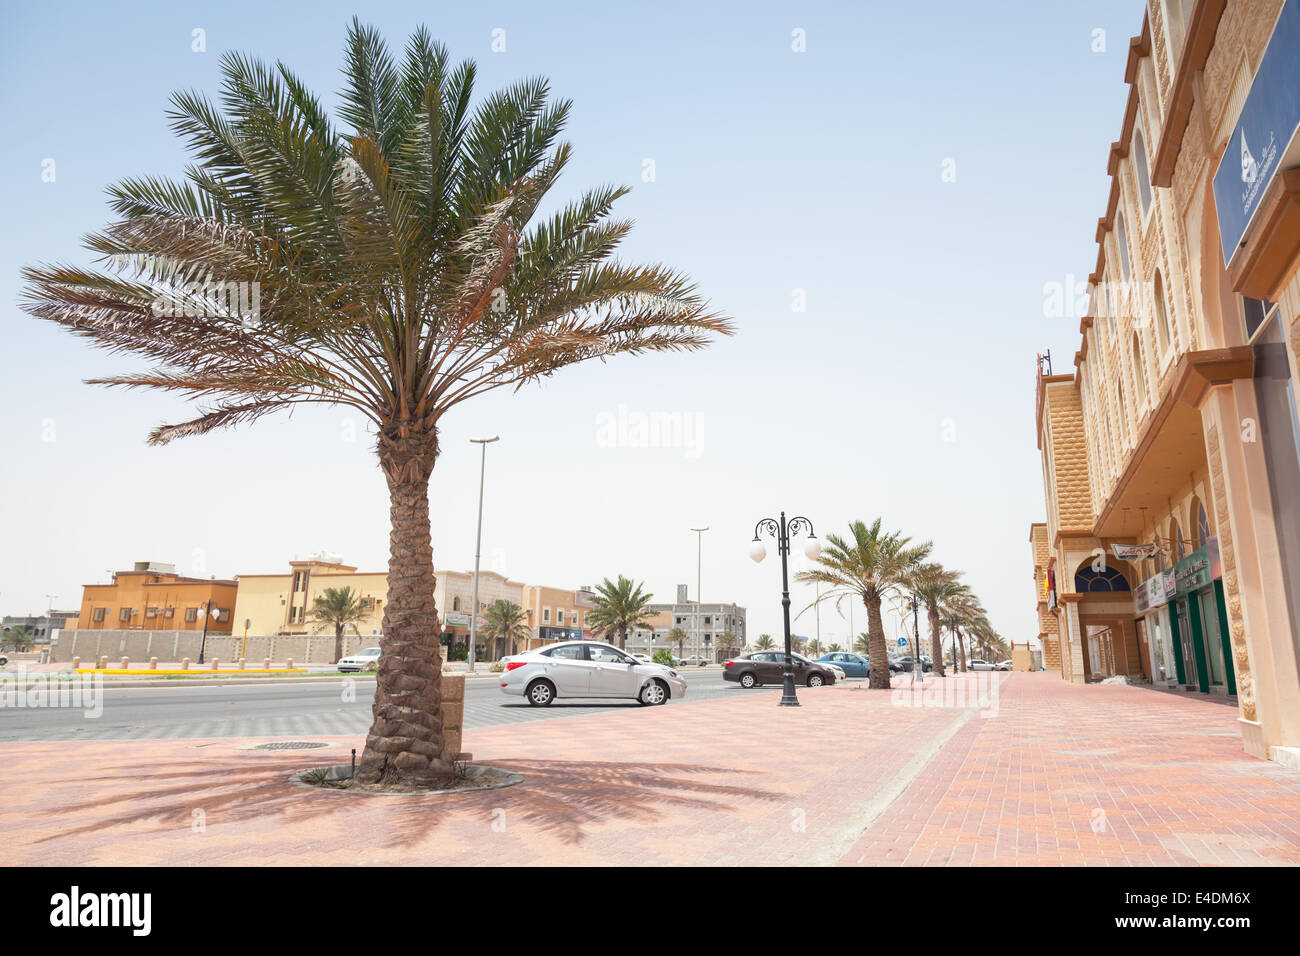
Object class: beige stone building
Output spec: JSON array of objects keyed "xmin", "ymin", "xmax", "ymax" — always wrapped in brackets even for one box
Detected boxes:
[{"xmin": 1032, "ymin": 0, "xmax": 1300, "ymax": 766}]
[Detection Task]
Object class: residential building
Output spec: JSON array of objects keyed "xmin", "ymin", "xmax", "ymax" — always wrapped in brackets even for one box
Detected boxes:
[
  {"xmin": 74, "ymin": 561, "xmax": 237, "ymax": 632},
  {"xmin": 640, "ymin": 592, "xmax": 747, "ymax": 661},
  {"xmin": 521, "ymin": 584, "xmax": 594, "ymax": 648},
  {"xmin": 1031, "ymin": 0, "xmax": 1300, "ymax": 765},
  {"xmin": 1, "ymin": 611, "xmax": 78, "ymax": 644},
  {"xmin": 232, "ymin": 555, "xmax": 388, "ymax": 637}
]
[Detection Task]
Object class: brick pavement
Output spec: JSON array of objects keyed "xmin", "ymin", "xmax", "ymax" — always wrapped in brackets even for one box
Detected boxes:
[{"xmin": 3, "ymin": 673, "xmax": 1299, "ymax": 866}]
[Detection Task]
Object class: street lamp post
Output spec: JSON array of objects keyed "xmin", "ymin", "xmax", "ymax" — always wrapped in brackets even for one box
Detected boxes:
[
  {"xmin": 910, "ymin": 593, "xmax": 924, "ymax": 685},
  {"xmin": 750, "ymin": 512, "xmax": 820, "ymax": 707},
  {"xmin": 690, "ymin": 527, "xmax": 708, "ymax": 663},
  {"xmin": 467, "ymin": 436, "xmax": 499, "ymax": 674}
]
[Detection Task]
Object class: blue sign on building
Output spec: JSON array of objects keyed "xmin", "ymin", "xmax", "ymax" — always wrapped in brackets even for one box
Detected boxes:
[{"xmin": 1212, "ymin": 0, "xmax": 1300, "ymax": 267}]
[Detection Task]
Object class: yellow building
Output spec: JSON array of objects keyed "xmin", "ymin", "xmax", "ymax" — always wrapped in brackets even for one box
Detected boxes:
[
  {"xmin": 1032, "ymin": 0, "xmax": 1300, "ymax": 766},
  {"xmin": 233, "ymin": 556, "xmax": 388, "ymax": 638},
  {"xmin": 76, "ymin": 561, "xmax": 237, "ymax": 632},
  {"xmin": 520, "ymin": 584, "xmax": 594, "ymax": 648}
]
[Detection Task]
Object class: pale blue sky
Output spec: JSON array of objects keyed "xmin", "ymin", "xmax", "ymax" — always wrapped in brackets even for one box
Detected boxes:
[{"xmin": 1, "ymin": 0, "xmax": 1139, "ymax": 647}]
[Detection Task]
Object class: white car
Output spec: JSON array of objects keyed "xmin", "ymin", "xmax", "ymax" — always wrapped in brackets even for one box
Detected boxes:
[
  {"xmin": 679, "ymin": 655, "xmax": 712, "ymax": 667},
  {"xmin": 967, "ymin": 658, "xmax": 996, "ymax": 671},
  {"xmin": 995, "ymin": 659, "xmax": 1013, "ymax": 671},
  {"xmin": 499, "ymin": 640, "xmax": 687, "ymax": 706},
  {"xmin": 337, "ymin": 647, "xmax": 381, "ymax": 673}
]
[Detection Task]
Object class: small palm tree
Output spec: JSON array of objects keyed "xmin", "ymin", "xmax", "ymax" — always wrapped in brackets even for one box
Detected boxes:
[
  {"xmin": 807, "ymin": 638, "xmax": 823, "ymax": 657},
  {"xmin": 309, "ymin": 587, "xmax": 368, "ymax": 663},
  {"xmin": 667, "ymin": 626, "xmax": 688, "ymax": 658},
  {"xmin": 20, "ymin": 23, "xmax": 728, "ymax": 788},
  {"xmin": 588, "ymin": 575, "xmax": 656, "ymax": 650},
  {"xmin": 796, "ymin": 519, "xmax": 932, "ymax": 689},
  {"xmin": 4, "ymin": 626, "xmax": 37, "ymax": 651},
  {"xmin": 853, "ymin": 632, "xmax": 871, "ymax": 655},
  {"xmin": 827, "ymin": 643, "xmax": 842, "ymax": 653},
  {"xmin": 756, "ymin": 634, "xmax": 775, "ymax": 651},
  {"xmin": 480, "ymin": 599, "xmax": 530, "ymax": 660},
  {"xmin": 717, "ymin": 630, "xmax": 740, "ymax": 657}
]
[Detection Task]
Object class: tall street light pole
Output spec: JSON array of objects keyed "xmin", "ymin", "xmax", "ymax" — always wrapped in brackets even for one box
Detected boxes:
[
  {"xmin": 750, "ymin": 512, "xmax": 820, "ymax": 707},
  {"xmin": 468, "ymin": 436, "xmax": 499, "ymax": 674},
  {"xmin": 911, "ymin": 593, "xmax": 924, "ymax": 685},
  {"xmin": 690, "ymin": 527, "xmax": 708, "ymax": 662}
]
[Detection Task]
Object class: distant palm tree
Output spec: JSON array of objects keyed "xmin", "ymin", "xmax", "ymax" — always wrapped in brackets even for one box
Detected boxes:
[
  {"xmin": 716, "ymin": 630, "xmax": 740, "ymax": 657},
  {"xmin": 667, "ymin": 626, "xmax": 688, "ymax": 658},
  {"xmin": 4, "ymin": 626, "xmax": 36, "ymax": 651},
  {"xmin": 309, "ymin": 587, "xmax": 368, "ymax": 664},
  {"xmin": 480, "ymin": 599, "xmax": 531, "ymax": 660},
  {"xmin": 807, "ymin": 638, "xmax": 824, "ymax": 657},
  {"xmin": 588, "ymin": 576, "xmax": 656, "ymax": 650},
  {"xmin": 796, "ymin": 519, "xmax": 932, "ymax": 689},
  {"xmin": 853, "ymin": 632, "xmax": 871, "ymax": 655},
  {"xmin": 19, "ymin": 22, "xmax": 728, "ymax": 789},
  {"xmin": 907, "ymin": 562, "xmax": 964, "ymax": 678},
  {"xmin": 827, "ymin": 643, "xmax": 842, "ymax": 653},
  {"xmin": 756, "ymin": 634, "xmax": 775, "ymax": 651}
]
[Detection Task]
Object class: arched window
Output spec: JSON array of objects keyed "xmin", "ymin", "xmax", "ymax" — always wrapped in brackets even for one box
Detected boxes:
[
  {"xmin": 1133, "ymin": 128, "xmax": 1153, "ymax": 214},
  {"xmin": 452, "ymin": 596, "xmax": 461, "ymax": 612},
  {"xmin": 1152, "ymin": 271, "xmax": 1172, "ymax": 352},
  {"xmin": 1115, "ymin": 213, "xmax": 1132, "ymax": 283},
  {"xmin": 1075, "ymin": 561, "xmax": 1132, "ymax": 592},
  {"xmin": 1171, "ymin": 519, "xmax": 1186, "ymax": 560},
  {"xmin": 1131, "ymin": 332, "xmax": 1146, "ymax": 405},
  {"xmin": 1196, "ymin": 499, "xmax": 1211, "ymax": 547}
]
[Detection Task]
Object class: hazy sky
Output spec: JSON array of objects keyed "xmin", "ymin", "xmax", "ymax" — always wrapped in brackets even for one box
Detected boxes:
[{"xmin": 0, "ymin": 0, "xmax": 1139, "ymax": 647}]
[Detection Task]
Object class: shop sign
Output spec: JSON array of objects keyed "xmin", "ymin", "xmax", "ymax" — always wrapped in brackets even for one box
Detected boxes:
[
  {"xmin": 1135, "ymin": 570, "xmax": 1173, "ymax": 614},
  {"xmin": 1173, "ymin": 546, "xmax": 1214, "ymax": 597},
  {"xmin": 1112, "ymin": 543, "xmax": 1160, "ymax": 560},
  {"xmin": 1213, "ymin": 0, "xmax": 1300, "ymax": 266}
]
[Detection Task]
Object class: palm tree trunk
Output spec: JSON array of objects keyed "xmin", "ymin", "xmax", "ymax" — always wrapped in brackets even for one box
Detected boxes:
[
  {"xmin": 618, "ymin": 625, "xmax": 628, "ymax": 650},
  {"xmin": 354, "ymin": 426, "xmax": 451, "ymax": 788},
  {"xmin": 334, "ymin": 622, "xmax": 344, "ymax": 664},
  {"xmin": 865, "ymin": 592, "xmax": 891, "ymax": 689},
  {"xmin": 928, "ymin": 606, "xmax": 945, "ymax": 677},
  {"xmin": 957, "ymin": 628, "xmax": 968, "ymax": 672}
]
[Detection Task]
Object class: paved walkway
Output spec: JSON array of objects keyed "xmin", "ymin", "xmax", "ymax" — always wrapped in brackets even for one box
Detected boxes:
[{"xmin": 3, "ymin": 673, "xmax": 1299, "ymax": 866}]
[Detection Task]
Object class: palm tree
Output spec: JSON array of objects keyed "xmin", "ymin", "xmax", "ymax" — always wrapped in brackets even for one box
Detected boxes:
[
  {"xmin": 666, "ymin": 626, "xmax": 688, "ymax": 658},
  {"xmin": 480, "ymin": 599, "xmax": 530, "ymax": 660},
  {"xmin": 827, "ymin": 643, "xmax": 842, "ymax": 653},
  {"xmin": 907, "ymin": 562, "xmax": 963, "ymax": 678},
  {"xmin": 588, "ymin": 576, "xmax": 656, "ymax": 650},
  {"xmin": 4, "ymin": 626, "xmax": 37, "ymax": 651},
  {"xmin": 20, "ymin": 24, "xmax": 728, "ymax": 788},
  {"xmin": 941, "ymin": 584, "xmax": 982, "ymax": 672},
  {"xmin": 853, "ymin": 632, "xmax": 871, "ymax": 655},
  {"xmin": 309, "ymin": 587, "xmax": 368, "ymax": 663},
  {"xmin": 716, "ymin": 630, "xmax": 740, "ymax": 657},
  {"xmin": 756, "ymin": 634, "xmax": 775, "ymax": 651},
  {"xmin": 807, "ymin": 638, "xmax": 824, "ymax": 657},
  {"xmin": 795, "ymin": 519, "xmax": 932, "ymax": 689}
]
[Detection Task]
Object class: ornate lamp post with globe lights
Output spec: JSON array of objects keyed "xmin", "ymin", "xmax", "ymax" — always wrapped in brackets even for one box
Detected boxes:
[{"xmin": 749, "ymin": 512, "xmax": 821, "ymax": 707}]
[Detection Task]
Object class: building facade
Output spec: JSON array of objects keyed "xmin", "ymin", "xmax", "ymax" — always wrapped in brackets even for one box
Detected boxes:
[
  {"xmin": 520, "ymin": 584, "xmax": 594, "ymax": 647},
  {"xmin": 635, "ymin": 594, "xmax": 747, "ymax": 660},
  {"xmin": 1032, "ymin": 0, "xmax": 1300, "ymax": 765},
  {"xmin": 75, "ymin": 562, "xmax": 238, "ymax": 633},
  {"xmin": 2, "ymin": 611, "xmax": 78, "ymax": 645}
]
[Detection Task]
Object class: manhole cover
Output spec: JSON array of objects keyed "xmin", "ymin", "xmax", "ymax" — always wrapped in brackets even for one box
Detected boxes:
[{"xmin": 253, "ymin": 741, "xmax": 329, "ymax": 751}]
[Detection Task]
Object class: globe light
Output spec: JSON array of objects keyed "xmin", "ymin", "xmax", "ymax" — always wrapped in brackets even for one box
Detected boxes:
[
  {"xmin": 803, "ymin": 535, "xmax": 822, "ymax": 561},
  {"xmin": 749, "ymin": 538, "xmax": 767, "ymax": 563}
]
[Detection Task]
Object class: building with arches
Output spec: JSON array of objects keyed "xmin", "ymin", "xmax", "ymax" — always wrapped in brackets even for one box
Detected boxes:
[{"xmin": 1031, "ymin": 0, "xmax": 1300, "ymax": 766}]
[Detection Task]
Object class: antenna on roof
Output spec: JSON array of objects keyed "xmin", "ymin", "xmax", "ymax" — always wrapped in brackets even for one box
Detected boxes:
[{"xmin": 1037, "ymin": 349, "xmax": 1053, "ymax": 376}]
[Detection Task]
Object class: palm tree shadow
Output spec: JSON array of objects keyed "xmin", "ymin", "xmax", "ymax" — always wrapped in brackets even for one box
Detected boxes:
[{"xmin": 38, "ymin": 753, "xmax": 783, "ymax": 850}]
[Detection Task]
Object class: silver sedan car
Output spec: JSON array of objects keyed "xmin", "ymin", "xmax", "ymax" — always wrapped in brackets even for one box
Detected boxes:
[{"xmin": 499, "ymin": 640, "xmax": 687, "ymax": 706}]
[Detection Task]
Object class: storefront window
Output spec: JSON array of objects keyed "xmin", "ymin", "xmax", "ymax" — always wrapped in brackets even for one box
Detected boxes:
[{"xmin": 1199, "ymin": 589, "xmax": 1226, "ymax": 686}]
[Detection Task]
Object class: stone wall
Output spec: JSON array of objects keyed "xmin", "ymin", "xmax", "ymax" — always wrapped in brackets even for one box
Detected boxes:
[{"xmin": 50, "ymin": 629, "xmax": 380, "ymax": 664}]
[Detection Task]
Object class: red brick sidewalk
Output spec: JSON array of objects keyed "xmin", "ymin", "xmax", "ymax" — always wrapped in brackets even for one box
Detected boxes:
[{"xmin": 3, "ymin": 673, "xmax": 1299, "ymax": 866}]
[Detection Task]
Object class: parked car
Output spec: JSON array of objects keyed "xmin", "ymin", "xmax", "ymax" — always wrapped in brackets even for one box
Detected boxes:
[
  {"xmin": 679, "ymin": 655, "xmax": 712, "ymax": 667},
  {"xmin": 894, "ymin": 656, "xmax": 933, "ymax": 673},
  {"xmin": 337, "ymin": 647, "xmax": 381, "ymax": 673},
  {"xmin": 815, "ymin": 651, "xmax": 869, "ymax": 678},
  {"xmin": 499, "ymin": 640, "xmax": 686, "ymax": 706},
  {"xmin": 995, "ymin": 659, "xmax": 1013, "ymax": 671},
  {"xmin": 723, "ymin": 651, "xmax": 838, "ymax": 688},
  {"xmin": 967, "ymin": 658, "xmax": 996, "ymax": 671}
]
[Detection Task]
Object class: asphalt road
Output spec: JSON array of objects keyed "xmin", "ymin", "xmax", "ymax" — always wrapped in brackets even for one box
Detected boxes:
[{"xmin": 0, "ymin": 667, "xmax": 786, "ymax": 741}]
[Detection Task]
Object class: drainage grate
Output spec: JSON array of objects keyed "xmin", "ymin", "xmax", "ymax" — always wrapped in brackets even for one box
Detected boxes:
[{"xmin": 254, "ymin": 741, "xmax": 330, "ymax": 751}]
